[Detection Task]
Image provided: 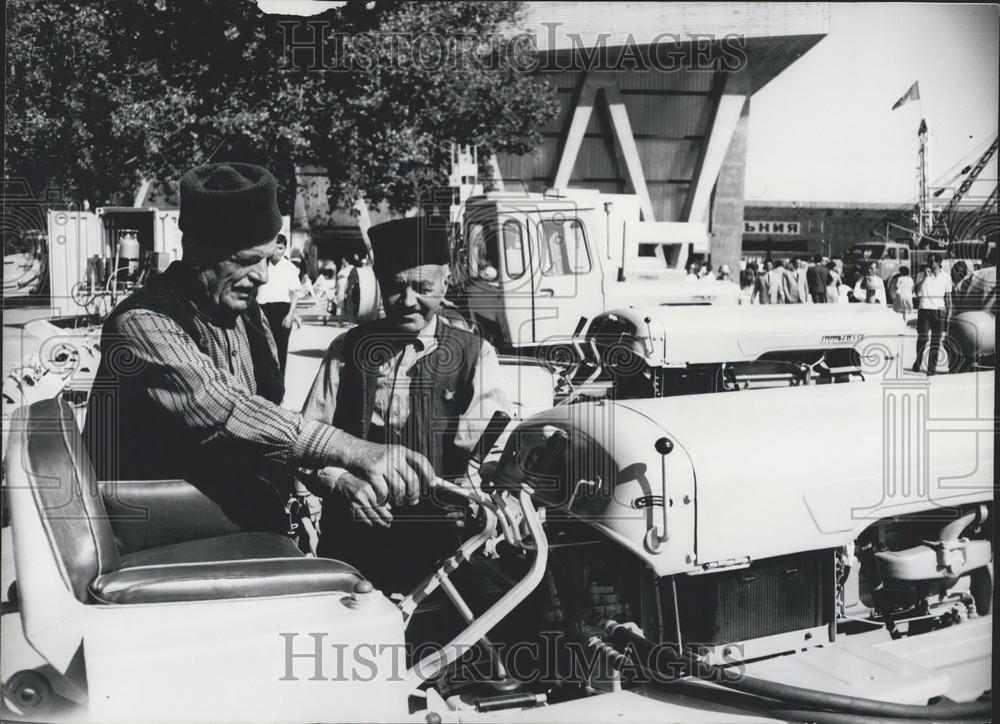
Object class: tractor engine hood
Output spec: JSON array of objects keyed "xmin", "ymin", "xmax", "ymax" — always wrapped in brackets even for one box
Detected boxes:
[
  {"xmin": 587, "ymin": 303, "xmax": 906, "ymax": 367},
  {"xmin": 495, "ymin": 373, "xmax": 993, "ymax": 576}
]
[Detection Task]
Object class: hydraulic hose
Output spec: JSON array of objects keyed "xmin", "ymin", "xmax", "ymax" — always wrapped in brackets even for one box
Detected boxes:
[
  {"xmin": 764, "ymin": 709, "xmax": 984, "ymax": 724},
  {"xmin": 603, "ymin": 619, "xmax": 992, "ymax": 722}
]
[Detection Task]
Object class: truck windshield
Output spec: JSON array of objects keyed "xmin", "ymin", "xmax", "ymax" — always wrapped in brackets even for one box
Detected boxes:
[
  {"xmin": 849, "ymin": 245, "xmax": 884, "ymax": 261},
  {"xmin": 538, "ymin": 218, "xmax": 591, "ymax": 275}
]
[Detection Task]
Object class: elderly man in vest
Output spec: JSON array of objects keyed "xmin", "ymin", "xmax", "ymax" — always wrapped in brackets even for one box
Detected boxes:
[
  {"xmin": 300, "ymin": 216, "xmax": 510, "ymax": 593},
  {"xmin": 84, "ymin": 163, "xmax": 434, "ymax": 534}
]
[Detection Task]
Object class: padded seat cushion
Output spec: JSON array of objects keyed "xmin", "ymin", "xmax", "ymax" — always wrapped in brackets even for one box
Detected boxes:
[
  {"xmin": 91, "ymin": 557, "xmax": 365, "ymax": 604},
  {"xmin": 120, "ymin": 532, "xmax": 303, "ymax": 568}
]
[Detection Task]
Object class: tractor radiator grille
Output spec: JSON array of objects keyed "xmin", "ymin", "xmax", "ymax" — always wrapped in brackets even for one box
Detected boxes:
[{"xmin": 663, "ymin": 549, "xmax": 834, "ymax": 646}]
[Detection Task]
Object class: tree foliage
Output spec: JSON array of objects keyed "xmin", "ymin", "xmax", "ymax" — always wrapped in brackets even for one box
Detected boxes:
[{"xmin": 5, "ymin": 0, "xmax": 557, "ymax": 214}]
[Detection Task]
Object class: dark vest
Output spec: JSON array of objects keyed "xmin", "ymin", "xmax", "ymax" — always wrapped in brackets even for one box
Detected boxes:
[
  {"xmin": 317, "ymin": 318, "xmax": 483, "ymax": 590},
  {"xmin": 332, "ymin": 318, "xmax": 483, "ymax": 479},
  {"xmin": 83, "ymin": 262, "xmax": 288, "ymax": 532}
]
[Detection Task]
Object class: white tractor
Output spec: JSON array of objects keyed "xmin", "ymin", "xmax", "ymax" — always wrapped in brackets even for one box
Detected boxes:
[{"xmin": 2, "ymin": 371, "xmax": 993, "ymax": 722}]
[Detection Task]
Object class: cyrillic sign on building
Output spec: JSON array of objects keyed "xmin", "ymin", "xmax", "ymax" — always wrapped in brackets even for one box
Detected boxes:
[{"xmin": 744, "ymin": 221, "xmax": 801, "ymax": 235}]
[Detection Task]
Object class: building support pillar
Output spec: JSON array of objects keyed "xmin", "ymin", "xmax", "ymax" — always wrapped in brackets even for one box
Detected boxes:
[{"xmin": 708, "ymin": 96, "xmax": 750, "ymax": 276}]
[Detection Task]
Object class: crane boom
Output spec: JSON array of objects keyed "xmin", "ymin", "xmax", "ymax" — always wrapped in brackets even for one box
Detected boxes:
[
  {"xmin": 978, "ymin": 185, "xmax": 998, "ymax": 215},
  {"xmin": 933, "ymin": 136, "xmax": 998, "ymax": 240}
]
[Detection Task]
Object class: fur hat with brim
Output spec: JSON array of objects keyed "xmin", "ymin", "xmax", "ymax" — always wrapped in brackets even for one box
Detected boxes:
[
  {"xmin": 178, "ymin": 163, "xmax": 282, "ymax": 254},
  {"xmin": 368, "ymin": 216, "xmax": 451, "ymax": 278}
]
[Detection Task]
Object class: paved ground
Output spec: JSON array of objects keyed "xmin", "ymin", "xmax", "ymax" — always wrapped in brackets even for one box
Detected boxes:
[
  {"xmin": 282, "ymin": 318, "xmax": 349, "ymax": 412},
  {"xmin": 4, "ymin": 306, "xmax": 924, "ymax": 413}
]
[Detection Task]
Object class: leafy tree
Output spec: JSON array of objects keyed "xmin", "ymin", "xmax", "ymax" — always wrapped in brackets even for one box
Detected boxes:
[
  {"xmin": 291, "ymin": 0, "xmax": 557, "ymax": 211},
  {"xmin": 5, "ymin": 0, "xmax": 557, "ymax": 214},
  {"xmin": 5, "ymin": 2, "xmax": 152, "ymax": 208}
]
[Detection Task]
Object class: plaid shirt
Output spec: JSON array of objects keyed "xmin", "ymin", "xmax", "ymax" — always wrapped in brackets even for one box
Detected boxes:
[{"xmin": 113, "ymin": 305, "xmax": 339, "ymax": 470}]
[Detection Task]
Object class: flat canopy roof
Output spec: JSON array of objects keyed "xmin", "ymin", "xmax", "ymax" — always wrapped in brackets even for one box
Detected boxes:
[
  {"xmin": 518, "ymin": 2, "xmax": 828, "ymax": 46},
  {"xmin": 511, "ymin": 2, "xmax": 829, "ymax": 94}
]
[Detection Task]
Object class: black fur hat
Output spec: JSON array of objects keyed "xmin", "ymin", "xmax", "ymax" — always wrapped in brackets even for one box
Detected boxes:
[{"xmin": 178, "ymin": 163, "xmax": 282, "ymax": 251}]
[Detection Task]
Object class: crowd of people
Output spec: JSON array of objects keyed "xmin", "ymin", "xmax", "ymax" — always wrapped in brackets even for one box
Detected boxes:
[
  {"xmin": 288, "ymin": 245, "xmax": 996, "ymax": 343},
  {"xmin": 690, "ymin": 252, "xmax": 996, "ymax": 322},
  {"xmin": 272, "ymin": 250, "xmax": 364, "ymax": 328},
  {"xmin": 691, "ymin": 255, "xmax": 851, "ymax": 305}
]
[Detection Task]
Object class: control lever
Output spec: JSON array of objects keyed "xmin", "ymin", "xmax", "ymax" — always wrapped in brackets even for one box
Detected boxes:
[
  {"xmin": 524, "ymin": 428, "xmax": 568, "ymax": 488},
  {"xmin": 487, "ymin": 426, "xmax": 569, "ymax": 493},
  {"xmin": 473, "ymin": 410, "xmax": 512, "ymax": 464},
  {"xmin": 569, "ymin": 315, "xmax": 592, "ymax": 368},
  {"xmin": 644, "ymin": 437, "xmax": 673, "ymax": 553}
]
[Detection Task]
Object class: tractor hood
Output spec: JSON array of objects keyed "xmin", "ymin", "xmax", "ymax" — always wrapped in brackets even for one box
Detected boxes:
[
  {"xmin": 587, "ymin": 303, "xmax": 907, "ymax": 367},
  {"xmin": 497, "ymin": 373, "xmax": 993, "ymax": 575}
]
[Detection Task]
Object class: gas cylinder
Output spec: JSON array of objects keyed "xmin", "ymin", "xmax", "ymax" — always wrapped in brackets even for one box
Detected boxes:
[{"xmin": 117, "ymin": 230, "xmax": 141, "ymax": 283}]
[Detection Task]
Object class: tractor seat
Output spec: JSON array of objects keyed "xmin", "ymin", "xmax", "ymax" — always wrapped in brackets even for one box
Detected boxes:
[{"xmin": 6, "ymin": 398, "xmax": 365, "ymax": 606}]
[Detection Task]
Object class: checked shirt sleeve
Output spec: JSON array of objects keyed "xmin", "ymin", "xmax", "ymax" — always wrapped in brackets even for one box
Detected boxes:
[{"xmin": 113, "ymin": 309, "xmax": 338, "ymax": 470}]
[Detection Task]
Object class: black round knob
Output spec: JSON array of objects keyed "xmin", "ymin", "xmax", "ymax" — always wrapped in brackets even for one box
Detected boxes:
[
  {"xmin": 4, "ymin": 671, "xmax": 52, "ymax": 714},
  {"xmin": 654, "ymin": 437, "xmax": 674, "ymax": 455}
]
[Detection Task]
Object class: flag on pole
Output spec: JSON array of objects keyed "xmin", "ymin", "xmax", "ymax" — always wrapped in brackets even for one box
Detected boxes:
[{"xmin": 892, "ymin": 82, "xmax": 920, "ymax": 110}]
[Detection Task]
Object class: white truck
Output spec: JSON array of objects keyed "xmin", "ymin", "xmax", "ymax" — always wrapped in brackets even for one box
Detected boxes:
[
  {"xmin": 347, "ymin": 188, "xmax": 741, "ymax": 352},
  {"xmin": 453, "ymin": 189, "xmax": 740, "ymax": 351}
]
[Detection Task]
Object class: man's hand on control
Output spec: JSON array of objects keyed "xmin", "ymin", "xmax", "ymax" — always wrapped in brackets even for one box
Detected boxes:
[
  {"xmin": 316, "ymin": 468, "xmax": 393, "ymax": 528},
  {"xmin": 343, "ymin": 440, "xmax": 434, "ymax": 507}
]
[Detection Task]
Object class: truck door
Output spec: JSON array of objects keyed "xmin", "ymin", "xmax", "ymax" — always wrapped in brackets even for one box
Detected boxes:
[
  {"xmin": 47, "ymin": 210, "xmax": 101, "ymax": 317},
  {"xmin": 493, "ymin": 215, "xmax": 536, "ymax": 347},
  {"xmin": 529, "ymin": 214, "xmax": 605, "ymax": 346}
]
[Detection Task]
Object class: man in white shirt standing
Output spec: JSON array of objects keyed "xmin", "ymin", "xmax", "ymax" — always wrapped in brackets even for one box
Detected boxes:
[
  {"xmin": 912, "ymin": 254, "xmax": 953, "ymax": 374},
  {"xmin": 257, "ymin": 233, "xmax": 300, "ymax": 376}
]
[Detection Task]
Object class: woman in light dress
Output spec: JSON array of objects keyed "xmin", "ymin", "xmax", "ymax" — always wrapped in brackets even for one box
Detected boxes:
[
  {"xmin": 891, "ymin": 266, "xmax": 914, "ymax": 320},
  {"xmin": 825, "ymin": 261, "xmax": 848, "ymax": 303}
]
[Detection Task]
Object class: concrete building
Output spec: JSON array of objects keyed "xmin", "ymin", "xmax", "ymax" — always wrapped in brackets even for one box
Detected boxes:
[
  {"xmin": 742, "ymin": 200, "xmax": 999, "ymax": 262},
  {"xmin": 495, "ymin": 2, "xmax": 828, "ymax": 273},
  {"xmin": 299, "ymin": 2, "xmax": 830, "ymax": 273},
  {"xmin": 742, "ymin": 200, "xmax": 915, "ymax": 261}
]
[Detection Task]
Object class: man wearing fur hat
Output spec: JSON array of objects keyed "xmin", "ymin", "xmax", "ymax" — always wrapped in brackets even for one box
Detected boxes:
[
  {"xmin": 300, "ymin": 215, "xmax": 510, "ymax": 592},
  {"xmin": 84, "ymin": 163, "xmax": 435, "ymax": 533}
]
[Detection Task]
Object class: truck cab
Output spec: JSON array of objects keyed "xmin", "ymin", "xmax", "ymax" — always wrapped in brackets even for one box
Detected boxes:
[
  {"xmin": 843, "ymin": 241, "xmax": 912, "ymax": 292},
  {"xmin": 453, "ymin": 190, "xmax": 740, "ymax": 351},
  {"xmin": 844, "ymin": 238, "xmax": 992, "ymax": 300}
]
